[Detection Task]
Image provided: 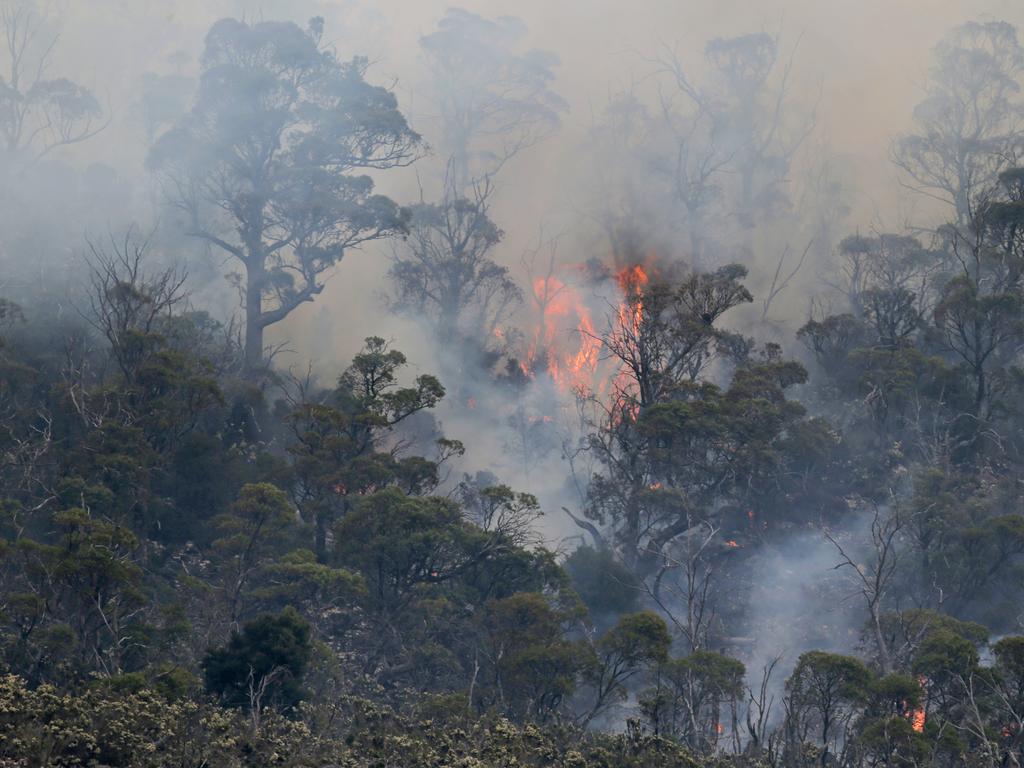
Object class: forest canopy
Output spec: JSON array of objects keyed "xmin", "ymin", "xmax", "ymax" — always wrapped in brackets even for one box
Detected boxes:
[{"xmin": 2, "ymin": 4, "xmax": 1024, "ymax": 767}]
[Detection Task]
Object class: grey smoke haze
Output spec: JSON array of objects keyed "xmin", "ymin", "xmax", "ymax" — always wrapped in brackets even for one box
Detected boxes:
[
  {"xmin": 740, "ymin": 517, "xmax": 874, "ymax": 725},
  {"xmin": 24, "ymin": 0, "xmax": 1024, "ymax": 363}
]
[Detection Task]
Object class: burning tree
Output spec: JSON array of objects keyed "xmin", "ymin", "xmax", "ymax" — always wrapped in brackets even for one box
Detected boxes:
[
  {"xmin": 519, "ymin": 251, "xmax": 604, "ymax": 391},
  {"xmin": 385, "ymin": 9, "xmax": 565, "ymax": 369},
  {"xmin": 581, "ymin": 265, "xmax": 754, "ymax": 576},
  {"xmin": 567, "ymin": 262, "xmax": 848, "ymax": 671},
  {"xmin": 602, "ymin": 264, "xmax": 752, "ymax": 408}
]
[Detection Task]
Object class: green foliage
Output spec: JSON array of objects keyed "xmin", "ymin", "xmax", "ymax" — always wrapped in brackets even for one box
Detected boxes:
[
  {"xmin": 787, "ymin": 651, "xmax": 872, "ymax": 704},
  {"xmin": 786, "ymin": 651, "xmax": 872, "ymax": 764},
  {"xmin": 287, "ymin": 336, "xmax": 448, "ymax": 558},
  {"xmin": 485, "ymin": 592, "xmax": 580, "ymax": 720},
  {"xmin": 202, "ymin": 608, "xmax": 312, "ymax": 713},
  {"xmin": 564, "ymin": 546, "xmax": 641, "ymax": 618},
  {"xmin": 335, "ymin": 488, "xmax": 468, "ymax": 609},
  {"xmin": 0, "ymin": 673, "xmax": 709, "ymax": 767},
  {"xmin": 582, "ymin": 611, "xmax": 672, "ymax": 725},
  {"xmin": 641, "ymin": 651, "xmax": 745, "ymax": 747},
  {"xmin": 251, "ymin": 549, "xmax": 364, "ymax": 611},
  {"xmin": 856, "ymin": 716, "xmax": 930, "ymax": 768},
  {"xmin": 869, "ymin": 673, "xmax": 923, "ymax": 716},
  {"xmin": 598, "ymin": 611, "xmax": 672, "ymax": 669}
]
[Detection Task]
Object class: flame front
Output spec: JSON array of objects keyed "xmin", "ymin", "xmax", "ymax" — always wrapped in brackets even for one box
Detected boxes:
[
  {"xmin": 613, "ymin": 264, "xmax": 649, "ymax": 349},
  {"xmin": 522, "ymin": 260, "xmax": 654, "ymax": 400},
  {"xmin": 616, "ymin": 263, "xmax": 650, "ymax": 294},
  {"xmin": 526, "ymin": 275, "xmax": 601, "ymax": 391}
]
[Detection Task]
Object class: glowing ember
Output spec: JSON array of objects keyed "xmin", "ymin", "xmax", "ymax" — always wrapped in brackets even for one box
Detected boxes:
[{"xmin": 725, "ymin": 540, "xmax": 740, "ymax": 548}]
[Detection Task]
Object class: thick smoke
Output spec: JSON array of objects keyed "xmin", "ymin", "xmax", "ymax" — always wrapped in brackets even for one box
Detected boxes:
[{"xmin": 739, "ymin": 514, "xmax": 878, "ymax": 722}]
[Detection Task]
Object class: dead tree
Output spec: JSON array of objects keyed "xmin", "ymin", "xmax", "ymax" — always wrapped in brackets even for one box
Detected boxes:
[
  {"xmin": 825, "ymin": 500, "xmax": 906, "ymax": 674},
  {"xmin": 83, "ymin": 228, "xmax": 188, "ymax": 384}
]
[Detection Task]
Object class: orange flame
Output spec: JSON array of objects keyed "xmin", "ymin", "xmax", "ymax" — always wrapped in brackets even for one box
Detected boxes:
[
  {"xmin": 613, "ymin": 265, "xmax": 649, "ymax": 339},
  {"xmin": 907, "ymin": 676, "xmax": 926, "ymax": 732},
  {"xmin": 525, "ymin": 276, "xmax": 603, "ymax": 391},
  {"xmin": 725, "ymin": 540, "xmax": 740, "ymax": 548},
  {"xmin": 522, "ymin": 260, "xmax": 655, "ymax": 399},
  {"xmin": 616, "ymin": 264, "xmax": 650, "ymax": 294},
  {"xmin": 911, "ymin": 708, "xmax": 925, "ymax": 733}
]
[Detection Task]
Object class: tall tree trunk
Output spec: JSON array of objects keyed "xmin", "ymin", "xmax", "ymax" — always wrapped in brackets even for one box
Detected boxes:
[
  {"xmin": 315, "ymin": 509, "xmax": 330, "ymax": 563},
  {"xmin": 244, "ymin": 260, "xmax": 264, "ymax": 372},
  {"xmin": 871, "ymin": 607, "xmax": 892, "ymax": 675},
  {"xmin": 974, "ymin": 362, "xmax": 986, "ymax": 417}
]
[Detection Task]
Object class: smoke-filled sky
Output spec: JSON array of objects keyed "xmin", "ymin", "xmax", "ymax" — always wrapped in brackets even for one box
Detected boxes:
[
  {"xmin": 0, "ymin": 0, "xmax": 998, "ymax": 404},
  {"xmin": 64, "ymin": 1, "xmax": 1024, "ymax": 188},
  {"xmin": 62, "ymin": 0, "xmax": 1017, "ymax": 351},
  {"xmin": 11, "ymin": 0, "xmax": 1019, "ymax": 375}
]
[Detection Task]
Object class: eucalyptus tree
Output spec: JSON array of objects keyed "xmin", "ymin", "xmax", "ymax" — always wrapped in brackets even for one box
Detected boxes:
[
  {"xmin": 150, "ymin": 17, "xmax": 422, "ymax": 371},
  {"xmin": 893, "ymin": 21, "xmax": 1024, "ymax": 226},
  {"xmin": 653, "ymin": 32, "xmax": 815, "ymax": 264},
  {"xmin": 0, "ymin": 1, "xmax": 104, "ymax": 160}
]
